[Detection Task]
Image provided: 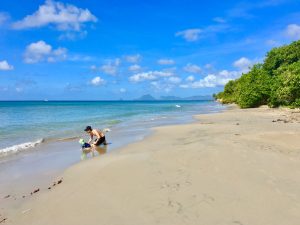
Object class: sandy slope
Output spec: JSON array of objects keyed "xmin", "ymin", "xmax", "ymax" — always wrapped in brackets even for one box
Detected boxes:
[{"xmin": 7, "ymin": 106, "xmax": 300, "ymax": 225}]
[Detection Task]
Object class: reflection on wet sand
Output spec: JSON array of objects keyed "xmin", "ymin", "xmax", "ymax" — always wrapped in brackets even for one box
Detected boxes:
[
  {"xmin": 94, "ymin": 145, "xmax": 107, "ymax": 155},
  {"xmin": 81, "ymin": 145, "xmax": 107, "ymax": 160}
]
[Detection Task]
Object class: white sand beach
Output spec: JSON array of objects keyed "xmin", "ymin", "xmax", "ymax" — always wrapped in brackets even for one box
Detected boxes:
[{"xmin": 3, "ymin": 105, "xmax": 300, "ymax": 225}]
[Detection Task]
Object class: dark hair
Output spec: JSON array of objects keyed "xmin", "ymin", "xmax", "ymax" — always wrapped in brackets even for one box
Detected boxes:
[{"xmin": 84, "ymin": 126, "xmax": 92, "ymax": 131}]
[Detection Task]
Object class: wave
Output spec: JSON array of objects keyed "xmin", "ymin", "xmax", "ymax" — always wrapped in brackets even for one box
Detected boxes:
[
  {"xmin": 106, "ymin": 119, "xmax": 122, "ymax": 125},
  {"xmin": 0, "ymin": 139, "xmax": 44, "ymax": 157}
]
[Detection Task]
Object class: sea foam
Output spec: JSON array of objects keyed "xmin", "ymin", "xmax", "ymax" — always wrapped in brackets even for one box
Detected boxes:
[{"xmin": 0, "ymin": 139, "xmax": 44, "ymax": 157}]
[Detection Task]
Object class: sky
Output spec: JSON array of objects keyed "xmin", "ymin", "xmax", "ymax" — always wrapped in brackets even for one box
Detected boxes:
[{"xmin": 0, "ymin": 0, "xmax": 300, "ymax": 100}]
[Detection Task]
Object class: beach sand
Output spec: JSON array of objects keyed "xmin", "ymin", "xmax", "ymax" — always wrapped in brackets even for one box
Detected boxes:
[{"xmin": 3, "ymin": 105, "xmax": 300, "ymax": 225}]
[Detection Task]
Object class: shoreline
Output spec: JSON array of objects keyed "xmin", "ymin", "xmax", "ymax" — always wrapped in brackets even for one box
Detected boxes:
[
  {"xmin": 0, "ymin": 102, "xmax": 227, "ymax": 221},
  {"xmin": 3, "ymin": 105, "xmax": 300, "ymax": 225},
  {"xmin": 0, "ymin": 102, "xmax": 226, "ymax": 198}
]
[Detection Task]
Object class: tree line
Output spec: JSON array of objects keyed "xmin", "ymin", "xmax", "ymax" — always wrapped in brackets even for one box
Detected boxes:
[{"xmin": 214, "ymin": 40, "xmax": 300, "ymax": 108}]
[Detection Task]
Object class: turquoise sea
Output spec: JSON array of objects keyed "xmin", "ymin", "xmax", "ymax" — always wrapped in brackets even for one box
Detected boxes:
[{"xmin": 0, "ymin": 100, "xmax": 225, "ymax": 157}]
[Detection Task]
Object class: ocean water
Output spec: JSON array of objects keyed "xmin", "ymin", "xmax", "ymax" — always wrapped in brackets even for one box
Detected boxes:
[{"xmin": 0, "ymin": 100, "xmax": 225, "ymax": 157}]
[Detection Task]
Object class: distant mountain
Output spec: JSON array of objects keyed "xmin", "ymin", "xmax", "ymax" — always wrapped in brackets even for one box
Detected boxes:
[
  {"xmin": 135, "ymin": 94, "xmax": 214, "ymax": 101},
  {"xmin": 135, "ymin": 94, "xmax": 156, "ymax": 101},
  {"xmin": 159, "ymin": 96, "xmax": 182, "ymax": 100}
]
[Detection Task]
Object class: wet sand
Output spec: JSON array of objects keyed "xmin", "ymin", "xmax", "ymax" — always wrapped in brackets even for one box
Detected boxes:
[{"xmin": 3, "ymin": 105, "xmax": 300, "ymax": 225}]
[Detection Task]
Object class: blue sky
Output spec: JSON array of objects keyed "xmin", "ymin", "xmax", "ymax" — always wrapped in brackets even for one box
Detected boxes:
[{"xmin": 0, "ymin": 0, "xmax": 300, "ymax": 100}]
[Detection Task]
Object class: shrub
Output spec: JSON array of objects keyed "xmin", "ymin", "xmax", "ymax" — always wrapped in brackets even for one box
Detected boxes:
[
  {"xmin": 215, "ymin": 40, "xmax": 300, "ymax": 108},
  {"xmin": 269, "ymin": 61, "xmax": 300, "ymax": 107}
]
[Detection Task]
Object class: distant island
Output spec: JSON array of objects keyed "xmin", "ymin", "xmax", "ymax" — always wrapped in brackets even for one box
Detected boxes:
[
  {"xmin": 134, "ymin": 94, "xmax": 214, "ymax": 101},
  {"xmin": 214, "ymin": 40, "xmax": 300, "ymax": 108}
]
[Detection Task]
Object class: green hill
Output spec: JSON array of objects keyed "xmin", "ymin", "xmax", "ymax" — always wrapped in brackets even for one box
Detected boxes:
[{"xmin": 214, "ymin": 40, "xmax": 300, "ymax": 108}]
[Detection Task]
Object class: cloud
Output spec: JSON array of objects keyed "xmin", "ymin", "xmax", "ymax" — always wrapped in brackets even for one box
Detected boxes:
[
  {"xmin": 180, "ymin": 68, "xmax": 241, "ymax": 89},
  {"xmin": 168, "ymin": 76, "xmax": 181, "ymax": 84},
  {"xmin": 120, "ymin": 88, "xmax": 126, "ymax": 93},
  {"xmin": 285, "ymin": 24, "xmax": 300, "ymax": 40},
  {"xmin": 90, "ymin": 65, "xmax": 98, "ymax": 71},
  {"xmin": 265, "ymin": 39, "xmax": 281, "ymax": 47},
  {"xmin": 129, "ymin": 72, "xmax": 156, "ymax": 82},
  {"xmin": 0, "ymin": 60, "xmax": 14, "ymax": 70},
  {"xmin": 176, "ymin": 24, "xmax": 229, "ymax": 42},
  {"xmin": 15, "ymin": 87, "xmax": 23, "ymax": 92},
  {"xmin": 58, "ymin": 30, "xmax": 87, "ymax": 40},
  {"xmin": 64, "ymin": 82, "xmax": 84, "ymax": 92},
  {"xmin": 90, "ymin": 76, "xmax": 105, "ymax": 86},
  {"xmin": 125, "ymin": 54, "xmax": 141, "ymax": 63},
  {"xmin": 185, "ymin": 75, "xmax": 195, "ymax": 82},
  {"xmin": 157, "ymin": 58, "xmax": 175, "ymax": 65},
  {"xmin": 175, "ymin": 29, "xmax": 202, "ymax": 42},
  {"xmin": 68, "ymin": 54, "xmax": 92, "ymax": 62},
  {"xmin": 14, "ymin": 78, "xmax": 37, "ymax": 93},
  {"xmin": 233, "ymin": 57, "xmax": 252, "ymax": 71},
  {"xmin": 129, "ymin": 70, "xmax": 173, "ymax": 83},
  {"xmin": 101, "ymin": 58, "xmax": 120, "ymax": 75},
  {"xmin": 204, "ymin": 63, "xmax": 213, "ymax": 70},
  {"xmin": 213, "ymin": 17, "xmax": 226, "ymax": 23},
  {"xmin": 128, "ymin": 64, "xmax": 141, "ymax": 72},
  {"xmin": 12, "ymin": 0, "xmax": 97, "ymax": 31},
  {"xmin": 150, "ymin": 76, "xmax": 181, "ymax": 93},
  {"xmin": 227, "ymin": 0, "xmax": 292, "ymax": 19},
  {"xmin": 183, "ymin": 63, "xmax": 202, "ymax": 74},
  {"xmin": 0, "ymin": 12, "xmax": 9, "ymax": 26},
  {"xmin": 180, "ymin": 74, "xmax": 233, "ymax": 88},
  {"xmin": 24, "ymin": 40, "xmax": 67, "ymax": 63},
  {"xmin": 0, "ymin": 86, "xmax": 8, "ymax": 92}
]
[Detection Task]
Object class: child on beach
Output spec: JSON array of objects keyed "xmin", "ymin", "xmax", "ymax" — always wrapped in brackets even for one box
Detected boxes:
[{"xmin": 84, "ymin": 126, "xmax": 108, "ymax": 147}]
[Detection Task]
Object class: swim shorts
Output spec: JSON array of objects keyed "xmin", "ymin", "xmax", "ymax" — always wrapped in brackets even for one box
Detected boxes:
[{"xmin": 94, "ymin": 136, "xmax": 106, "ymax": 146}]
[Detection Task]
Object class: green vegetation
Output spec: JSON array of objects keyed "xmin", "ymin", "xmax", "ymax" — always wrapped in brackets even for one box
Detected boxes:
[{"xmin": 214, "ymin": 40, "xmax": 300, "ymax": 108}]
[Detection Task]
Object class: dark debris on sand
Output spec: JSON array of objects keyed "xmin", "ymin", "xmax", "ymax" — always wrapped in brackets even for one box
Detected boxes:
[{"xmin": 0, "ymin": 218, "xmax": 7, "ymax": 223}]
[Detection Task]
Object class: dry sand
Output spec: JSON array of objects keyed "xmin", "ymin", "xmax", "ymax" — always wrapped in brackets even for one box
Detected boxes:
[{"xmin": 4, "ymin": 105, "xmax": 300, "ymax": 225}]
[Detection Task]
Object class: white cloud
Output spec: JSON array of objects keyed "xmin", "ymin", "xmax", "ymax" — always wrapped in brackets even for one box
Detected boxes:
[
  {"xmin": 120, "ymin": 88, "xmax": 126, "ymax": 93},
  {"xmin": 233, "ymin": 57, "xmax": 252, "ymax": 71},
  {"xmin": 213, "ymin": 17, "xmax": 226, "ymax": 23},
  {"xmin": 68, "ymin": 54, "xmax": 92, "ymax": 62},
  {"xmin": 204, "ymin": 63, "xmax": 213, "ymax": 70},
  {"xmin": 90, "ymin": 65, "xmax": 97, "ymax": 71},
  {"xmin": 185, "ymin": 75, "xmax": 195, "ymax": 82},
  {"xmin": 12, "ymin": 0, "xmax": 97, "ymax": 31},
  {"xmin": 101, "ymin": 58, "xmax": 120, "ymax": 75},
  {"xmin": 218, "ymin": 70, "xmax": 239, "ymax": 78},
  {"xmin": 175, "ymin": 29, "xmax": 202, "ymax": 42},
  {"xmin": 24, "ymin": 40, "xmax": 67, "ymax": 63},
  {"xmin": 157, "ymin": 58, "xmax": 175, "ymax": 65},
  {"xmin": 0, "ymin": 12, "xmax": 9, "ymax": 25},
  {"xmin": 180, "ymin": 74, "xmax": 230, "ymax": 88},
  {"xmin": 150, "ymin": 76, "xmax": 181, "ymax": 93},
  {"xmin": 176, "ymin": 23, "xmax": 230, "ymax": 42},
  {"xmin": 58, "ymin": 30, "xmax": 87, "ymax": 40},
  {"xmin": 15, "ymin": 87, "xmax": 23, "ymax": 92},
  {"xmin": 168, "ymin": 76, "xmax": 181, "ymax": 84},
  {"xmin": 0, "ymin": 60, "xmax": 14, "ymax": 70},
  {"xmin": 180, "ymin": 69, "xmax": 240, "ymax": 89},
  {"xmin": 129, "ymin": 72, "xmax": 156, "ymax": 82},
  {"xmin": 90, "ymin": 76, "xmax": 105, "ymax": 86},
  {"xmin": 265, "ymin": 39, "xmax": 280, "ymax": 47},
  {"xmin": 128, "ymin": 64, "xmax": 141, "ymax": 72},
  {"xmin": 285, "ymin": 24, "xmax": 300, "ymax": 40},
  {"xmin": 129, "ymin": 70, "xmax": 173, "ymax": 83},
  {"xmin": 183, "ymin": 63, "xmax": 202, "ymax": 74},
  {"xmin": 0, "ymin": 86, "xmax": 8, "ymax": 92},
  {"xmin": 150, "ymin": 81, "xmax": 172, "ymax": 93},
  {"xmin": 125, "ymin": 54, "xmax": 141, "ymax": 63}
]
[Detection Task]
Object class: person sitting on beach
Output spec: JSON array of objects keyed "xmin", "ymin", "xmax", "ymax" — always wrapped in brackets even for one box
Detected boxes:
[{"xmin": 84, "ymin": 126, "xmax": 107, "ymax": 147}]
